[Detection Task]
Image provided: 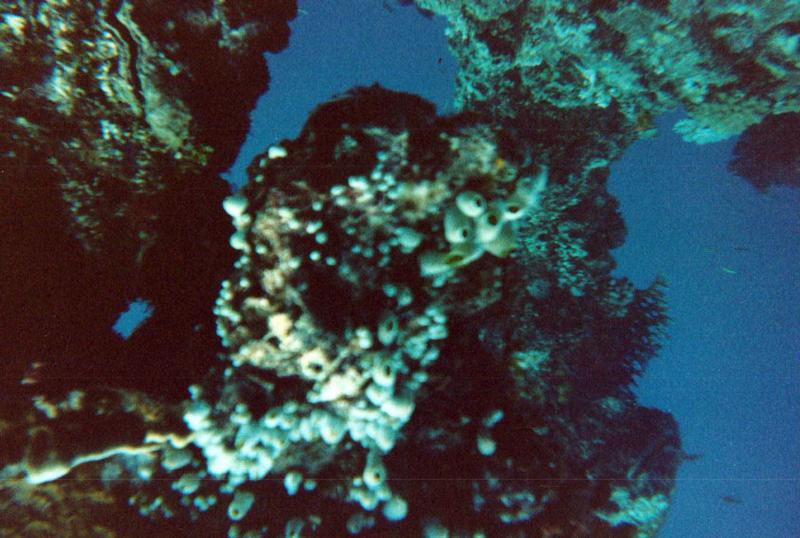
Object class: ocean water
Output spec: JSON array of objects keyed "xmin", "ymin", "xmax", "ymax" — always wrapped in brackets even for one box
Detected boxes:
[
  {"xmin": 611, "ymin": 111, "xmax": 800, "ymax": 538},
  {"xmin": 227, "ymin": 2, "xmax": 800, "ymax": 536}
]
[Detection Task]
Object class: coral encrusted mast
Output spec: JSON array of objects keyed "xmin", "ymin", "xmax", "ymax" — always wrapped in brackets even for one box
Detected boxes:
[{"xmin": 1, "ymin": 1, "xmax": 797, "ymax": 537}]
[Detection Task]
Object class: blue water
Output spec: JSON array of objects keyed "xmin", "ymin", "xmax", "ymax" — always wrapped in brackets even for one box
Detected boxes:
[
  {"xmin": 112, "ymin": 298, "xmax": 154, "ymax": 339},
  {"xmin": 226, "ymin": 2, "xmax": 800, "ymax": 535},
  {"xmin": 611, "ymin": 111, "xmax": 800, "ymax": 538},
  {"xmin": 224, "ymin": 0, "xmax": 457, "ymax": 189}
]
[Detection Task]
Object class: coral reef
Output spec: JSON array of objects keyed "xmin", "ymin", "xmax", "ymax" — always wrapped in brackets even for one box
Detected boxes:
[
  {"xmin": 5, "ymin": 0, "xmax": 798, "ymax": 536},
  {"xmin": 0, "ymin": 387, "xmax": 192, "ymax": 537},
  {"xmin": 1, "ymin": 1, "xmax": 296, "ymax": 532},
  {"xmin": 0, "ymin": 0, "xmax": 297, "ymax": 400},
  {"xmin": 2, "ymin": 76, "xmax": 679, "ymax": 535},
  {"xmin": 415, "ymin": 0, "xmax": 800, "ymax": 149},
  {"xmin": 174, "ymin": 86, "xmax": 678, "ymax": 536}
]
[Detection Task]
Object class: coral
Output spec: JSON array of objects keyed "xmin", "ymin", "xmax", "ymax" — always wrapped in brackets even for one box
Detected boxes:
[
  {"xmin": 0, "ymin": 477, "xmax": 119, "ymax": 538},
  {"xmin": 6, "ymin": 1, "xmax": 774, "ymax": 535},
  {"xmin": 167, "ymin": 86, "xmax": 678, "ymax": 536},
  {"xmin": 192, "ymin": 86, "xmax": 551, "ymax": 534},
  {"xmin": 728, "ymin": 112, "xmax": 800, "ymax": 191},
  {"xmin": 0, "ymin": 388, "xmax": 193, "ymax": 537},
  {"xmin": 1, "ymin": 73, "xmax": 679, "ymax": 535},
  {"xmin": 1, "ymin": 0, "xmax": 294, "ymax": 258},
  {"xmin": 416, "ymin": 0, "xmax": 800, "ymax": 152},
  {"xmin": 0, "ymin": 0, "xmax": 296, "ymax": 401}
]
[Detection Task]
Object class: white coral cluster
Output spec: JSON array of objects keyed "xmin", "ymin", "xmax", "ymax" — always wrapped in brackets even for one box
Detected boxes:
[
  {"xmin": 194, "ymin": 119, "xmax": 553, "ymax": 534},
  {"xmin": 420, "ymin": 165, "xmax": 548, "ymax": 277}
]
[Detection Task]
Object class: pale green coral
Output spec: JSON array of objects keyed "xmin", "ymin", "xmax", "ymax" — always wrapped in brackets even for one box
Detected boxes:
[{"xmin": 595, "ymin": 488, "xmax": 670, "ymax": 537}]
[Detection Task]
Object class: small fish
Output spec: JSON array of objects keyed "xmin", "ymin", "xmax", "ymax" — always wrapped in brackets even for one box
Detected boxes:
[
  {"xmin": 21, "ymin": 361, "xmax": 45, "ymax": 385},
  {"xmin": 721, "ymin": 267, "xmax": 737, "ymax": 275},
  {"xmin": 722, "ymin": 495, "xmax": 743, "ymax": 505},
  {"xmin": 679, "ymin": 451, "xmax": 703, "ymax": 462}
]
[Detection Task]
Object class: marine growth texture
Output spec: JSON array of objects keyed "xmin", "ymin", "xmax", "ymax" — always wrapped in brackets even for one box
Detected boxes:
[
  {"xmin": 3, "ymin": 0, "xmax": 798, "ymax": 537},
  {"xmin": 188, "ymin": 86, "xmax": 678, "ymax": 537}
]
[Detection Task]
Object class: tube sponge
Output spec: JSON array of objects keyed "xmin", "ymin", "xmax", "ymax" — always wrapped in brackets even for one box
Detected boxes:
[
  {"xmin": 475, "ymin": 201, "xmax": 506, "ymax": 243},
  {"xmin": 227, "ymin": 490, "xmax": 255, "ymax": 521},
  {"xmin": 383, "ymin": 495, "xmax": 409, "ymax": 521},
  {"xmin": 371, "ymin": 357, "xmax": 397, "ymax": 387},
  {"xmin": 376, "ymin": 312, "xmax": 399, "ymax": 346},
  {"xmin": 363, "ymin": 451, "xmax": 387, "ymax": 489},
  {"xmin": 455, "ymin": 190, "xmax": 487, "ymax": 217},
  {"xmin": 419, "ymin": 242, "xmax": 484, "ymax": 277},
  {"xmin": 482, "ymin": 224, "xmax": 518, "ymax": 257},
  {"xmin": 223, "ymin": 193, "xmax": 248, "ymax": 218},
  {"xmin": 444, "ymin": 205, "xmax": 475, "ymax": 243},
  {"xmin": 318, "ymin": 413, "xmax": 347, "ymax": 445},
  {"xmin": 284, "ymin": 470, "xmax": 303, "ymax": 495}
]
